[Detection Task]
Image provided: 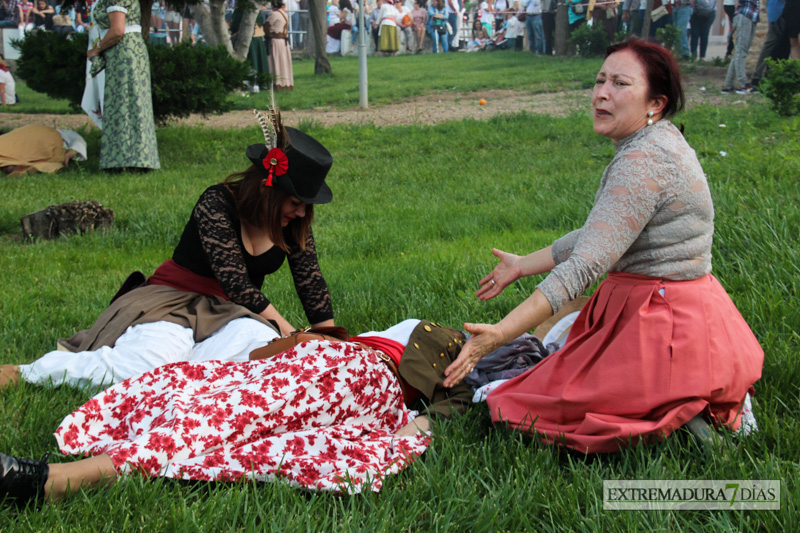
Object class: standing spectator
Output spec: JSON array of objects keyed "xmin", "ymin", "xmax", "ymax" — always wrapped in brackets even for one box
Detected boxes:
[
  {"xmin": 567, "ymin": 0, "xmax": 586, "ymax": 34},
  {"xmin": 504, "ymin": 11, "xmax": 524, "ymax": 50},
  {"xmin": 722, "ymin": 0, "xmax": 760, "ymax": 94},
  {"xmin": 0, "ymin": 56, "xmax": 16, "ymax": 107},
  {"xmin": 478, "ymin": 0, "xmax": 493, "ymax": 36},
  {"xmin": 370, "ymin": 0, "xmax": 383, "ymax": 50},
  {"xmin": 522, "ymin": 0, "xmax": 544, "ymax": 55},
  {"xmin": 0, "ymin": 0, "xmax": 20, "ymax": 28},
  {"xmin": 411, "ymin": 0, "xmax": 427, "ymax": 53},
  {"xmin": 723, "ymin": 0, "xmax": 737, "ymax": 58},
  {"xmin": 428, "ymin": 0, "xmax": 448, "ymax": 52},
  {"xmin": 673, "ymin": 0, "xmax": 693, "ymax": 60},
  {"xmin": 328, "ymin": 0, "xmax": 341, "ymax": 23},
  {"xmin": 690, "ymin": 0, "xmax": 716, "ymax": 60},
  {"xmin": 621, "ymin": 0, "xmax": 643, "ymax": 36},
  {"xmin": 446, "ymin": 0, "xmax": 458, "ymax": 49},
  {"xmin": 750, "ymin": 0, "xmax": 789, "ymax": 87},
  {"xmin": 286, "ymin": 0, "xmax": 300, "ymax": 48},
  {"xmin": 786, "ymin": 0, "xmax": 800, "ymax": 58},
  {"xmin": 377, "ymin": 0, "xmax": 400, "ymax": 54},
  {"xmin": 87, "ymin": 0, "xmax": 160, "ymax": 171},
  {"xmin": 648, "ymin": 0, "xmax": 672, "ymax": 37},
  {"xmin": 541, "ymin": 0, "xmax": 556, "ymax": 54},
  {"xmin": 182, "ymin": 2, "xmax": 195, "ymax": 42},
  {"xmin": 589, "ymin": 0, "xmax": 617, "ymax": 44},
  {"xmin": 267, "ymin": 0, "xmax": 293, "ymax": 90},
  {"xmin": 494, "ymin": 0, "xmax": 507, "ymax": 33}
]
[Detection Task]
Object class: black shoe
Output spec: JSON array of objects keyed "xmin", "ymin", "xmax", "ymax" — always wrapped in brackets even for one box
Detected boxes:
[{"xmin": 0, "ymin": 452, "xmax": 50, "ymax": 504}]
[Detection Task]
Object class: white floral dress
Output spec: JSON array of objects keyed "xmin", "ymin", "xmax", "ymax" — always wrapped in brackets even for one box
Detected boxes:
[{"xmin": 55, "ymin": 341, "xmax": 429, "ymax": 493}]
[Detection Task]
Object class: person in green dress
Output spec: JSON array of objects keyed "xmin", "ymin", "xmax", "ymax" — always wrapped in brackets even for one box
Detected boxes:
[{"xmin": 87, "ymin": 0, "xmax": 160, "ymax": 171}]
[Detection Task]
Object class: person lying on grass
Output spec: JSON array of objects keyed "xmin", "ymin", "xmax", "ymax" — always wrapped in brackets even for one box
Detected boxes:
[
  {"xmin": 0, "ymin": 125, "xmax": 87, "ymax": 176},
  {"xmin": 444, "ymin": 38, "xmax": 764, "ymax": 454},
  {"xmin": 0, "ymin": 320, "xmax": 473, "ymax": 502}
]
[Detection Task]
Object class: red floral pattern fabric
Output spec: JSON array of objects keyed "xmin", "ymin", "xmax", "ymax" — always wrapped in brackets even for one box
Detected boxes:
[{"xmin": 55, "ymin": 341, "xmax": 430, "ymax": 493}]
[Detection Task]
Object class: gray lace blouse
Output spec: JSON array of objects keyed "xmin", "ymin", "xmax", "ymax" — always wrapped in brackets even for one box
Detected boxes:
[{"xmin": 538, "ymin": 120, "xmax": 714, "ymax": 312}]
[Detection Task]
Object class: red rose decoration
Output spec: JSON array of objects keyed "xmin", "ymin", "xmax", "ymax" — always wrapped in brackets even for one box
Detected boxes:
[{"xmin": 262, "ymin": 148, "xmax": 289, "ymax": 187}]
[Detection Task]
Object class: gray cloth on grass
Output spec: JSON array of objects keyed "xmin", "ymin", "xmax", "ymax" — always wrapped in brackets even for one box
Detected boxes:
[{"xmin": 464, "ymin": 333, "xmax": 549, "ymax": 389}]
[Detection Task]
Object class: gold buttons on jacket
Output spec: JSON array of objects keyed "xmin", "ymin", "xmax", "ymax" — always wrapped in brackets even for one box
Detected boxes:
[
  {"xmin": 424, "ymin": 325, "xmax": 432, "ymax": 332},
  {"xmin": 414, "ymin": 343, "xmax": 420, "ymax": 349}
]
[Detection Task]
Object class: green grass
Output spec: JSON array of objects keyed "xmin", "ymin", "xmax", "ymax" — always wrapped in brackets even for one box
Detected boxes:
[
  {"xmin": 0, "ymin": 80, "xmax": 78, "ymax": 115},
  {"xmin": 2, "ymin": 51, "xmax": 602, "ymax": 116},
  {"xmin": 1, "ymin": 82, "xmax": 799, "ymax": 529},
  {"xmin": 228, "ymin": 51, "xmax": 603, "ymax": 110}
]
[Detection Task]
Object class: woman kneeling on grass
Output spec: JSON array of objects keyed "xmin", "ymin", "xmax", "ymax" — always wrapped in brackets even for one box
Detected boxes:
[
  {"xmin": 443, "ymin": 39, "xmax": 764, "ymax": 454},
  {"xmin": 0, "ymin": 113, "xmax": 336, "ymax": 391},
  {"xmin": 0, "ymin": 320, "xmax": 473, "ymax": 502}
]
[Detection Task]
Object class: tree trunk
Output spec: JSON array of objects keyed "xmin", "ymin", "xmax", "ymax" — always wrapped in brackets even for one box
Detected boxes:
[
  {"xmin": 555, "ymin": 1, "xmax": 568, "ymax": 56},
  {"xmin": 308, "ymin": 0, "xmax": 331, "ymax": 74},
  {"xmin": 141, "ymin": 1, "xmax": 152, "ymax": 42},
  {"xmin": 191, "ymin": 0, "xmax": 258, "ymax": 60},
  {"xmin": 232, "ymin": 1, "xmax": 262, "ymax": 61},
  {"xmin": 642, "ymin": 0, "xmax": 654, "ymax": 41}
]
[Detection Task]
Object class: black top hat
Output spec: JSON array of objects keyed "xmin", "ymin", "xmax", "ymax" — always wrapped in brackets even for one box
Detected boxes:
[{"xmin": 246, "ymin": 127, "xmax": 333, "ymax": 205}]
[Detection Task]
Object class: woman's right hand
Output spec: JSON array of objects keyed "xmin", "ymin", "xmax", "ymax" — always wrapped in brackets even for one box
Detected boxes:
[{"xmin": 475, "ymin": 248, "xmax": 522, "ymax": 301}]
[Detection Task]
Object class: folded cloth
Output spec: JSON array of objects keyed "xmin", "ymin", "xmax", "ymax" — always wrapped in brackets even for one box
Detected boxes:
[{"xmin": 464, "ymin": 334, "xmax": 549, "ymax": 389}]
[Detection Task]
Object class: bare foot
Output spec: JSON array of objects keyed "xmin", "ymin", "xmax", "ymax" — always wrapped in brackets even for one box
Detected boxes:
[{"xmin": 0, "ymin": 365, "xmax": 20, "ymax": 389}]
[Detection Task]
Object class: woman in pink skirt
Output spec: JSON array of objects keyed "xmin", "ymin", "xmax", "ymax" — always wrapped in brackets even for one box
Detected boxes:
[{"xmin": 443, "ymin": 39, "xmax": 764, "ymax": 454}]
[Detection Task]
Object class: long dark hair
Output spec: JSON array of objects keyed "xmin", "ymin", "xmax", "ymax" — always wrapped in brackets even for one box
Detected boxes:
[{"xmin": 223, "ymin": 166, "xmax": 314, "ymax": 253}]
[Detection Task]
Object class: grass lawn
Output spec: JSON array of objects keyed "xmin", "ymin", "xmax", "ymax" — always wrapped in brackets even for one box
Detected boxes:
[
  {"xmin": 1, "ymin": 50, "xmax": 602, "ymax": 115},
  {"xmin": 1, "ymin": 55, "xmax": 798, "ymax": 530}
]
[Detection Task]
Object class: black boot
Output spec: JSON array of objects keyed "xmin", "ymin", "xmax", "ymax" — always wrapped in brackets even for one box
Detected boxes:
[{"xmin": 0, "ymin": 452, "xmax": 50, "ymax": 504}]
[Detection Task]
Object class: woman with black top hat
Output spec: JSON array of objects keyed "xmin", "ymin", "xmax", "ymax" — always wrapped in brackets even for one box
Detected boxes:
[{"xmin": 0, "ymin": 115, "xmax": 336, "ymax": 391}]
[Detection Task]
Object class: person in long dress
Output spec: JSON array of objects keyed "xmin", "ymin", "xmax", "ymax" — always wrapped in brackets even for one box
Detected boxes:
[
  {"xmin": 267, "ymin": 0, "xmax": 293, "ymax": 91},
  {"xmin": 86, "ymin": 0, "xmax": 160, "ymax": 171},
  {"xmin": 443, "ymin": 39, "xmax": 764, "ymax": 454}
]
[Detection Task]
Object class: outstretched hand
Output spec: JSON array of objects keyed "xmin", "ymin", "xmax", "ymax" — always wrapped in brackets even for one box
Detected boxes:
[
  {"xmin": 475, "ymin": 248, "xmax": 522, "ymax": 301},
  {"xmin": 443, "ymin": 322, "xmax": 505, "ymax": 388}
]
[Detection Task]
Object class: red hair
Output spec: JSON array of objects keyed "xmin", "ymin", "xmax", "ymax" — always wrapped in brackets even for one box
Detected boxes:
[{"xmin": 606, "ymin": 39, "xmax": 685, "ymax": 119}]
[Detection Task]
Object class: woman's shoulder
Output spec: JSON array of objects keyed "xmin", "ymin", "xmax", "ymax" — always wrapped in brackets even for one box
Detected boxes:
[{"xmin": 196, "ymin": 184, "xmax": 236, "ymax": 211}]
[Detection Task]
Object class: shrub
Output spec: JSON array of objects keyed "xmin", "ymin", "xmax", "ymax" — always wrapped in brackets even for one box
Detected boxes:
[
  {"xmin": 13, "ymin": 32, "xmax": 259, "ymax": 124},
  {"xmin": 13, "ymin": 31, "xmax": 89, "ymax": 112},
  {"xmin": 761, "ymin": 58, "xmax": 800, "ymax": 117},
  {"xmin": 148, "ymin": 42, "xmax": 253, "ymax": 124},
  {"xmin": 654, "ymin": 23, "xmax": 682, "ymax": 58},
  {"xmin": 568, "ymin": 23, "xmax": 609, "ymax": 58}
]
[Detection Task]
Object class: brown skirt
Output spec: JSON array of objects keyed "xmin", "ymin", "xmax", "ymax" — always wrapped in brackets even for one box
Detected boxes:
[{"xmin": 60, "ymin": 284, "xmax": 277, "ymax": 352}]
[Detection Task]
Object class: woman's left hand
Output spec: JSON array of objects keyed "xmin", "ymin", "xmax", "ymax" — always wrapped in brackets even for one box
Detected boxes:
[{"xmin": 443, "ymin": 322, "xmax": 505, "ymax": 388}]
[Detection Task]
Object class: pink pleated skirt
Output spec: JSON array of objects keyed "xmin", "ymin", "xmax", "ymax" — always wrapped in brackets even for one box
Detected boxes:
[{"xmin": 486, "ymin": 272, "xmax": 764, "ymax": 454}]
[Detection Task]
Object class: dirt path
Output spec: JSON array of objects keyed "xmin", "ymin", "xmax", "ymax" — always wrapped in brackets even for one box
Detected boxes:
[{"xmin": 1, "ymin": 65, "xmax": 751, "ymax": 131}]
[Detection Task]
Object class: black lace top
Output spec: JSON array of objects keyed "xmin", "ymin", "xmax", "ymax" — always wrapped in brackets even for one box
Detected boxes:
[{"xmin": 172, "ymin": 185, "xmax": 333, "ymax": 324}]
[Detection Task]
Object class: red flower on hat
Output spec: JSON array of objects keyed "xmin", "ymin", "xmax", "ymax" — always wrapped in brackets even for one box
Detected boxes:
[{"xmin": 261, "ymin": 148, "xmax": 288, "ymax": 187}]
